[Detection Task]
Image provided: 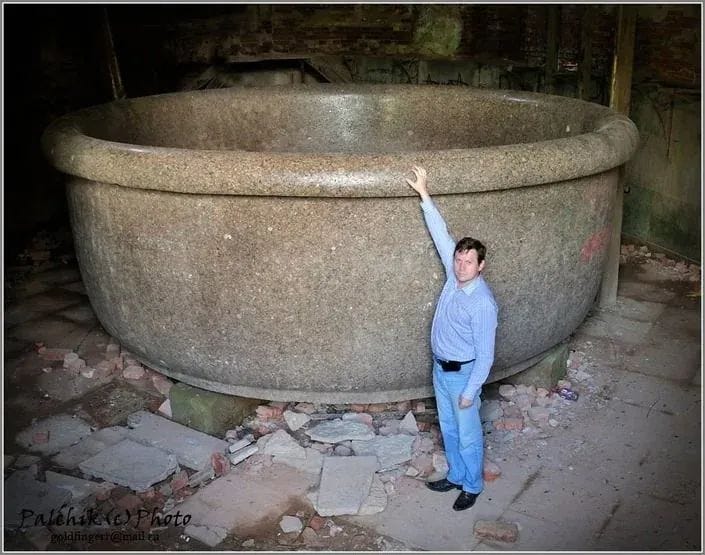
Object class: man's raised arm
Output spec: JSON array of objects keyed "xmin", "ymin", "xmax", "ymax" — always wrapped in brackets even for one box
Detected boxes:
[{"xmin": 406, "ymin": 166, "xmax": 456, "ymax": 274}]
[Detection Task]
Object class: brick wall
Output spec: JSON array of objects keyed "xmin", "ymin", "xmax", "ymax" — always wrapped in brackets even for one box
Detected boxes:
[{"xmin": 634, "ymin": 5, "xmax": 701, "ymax": 88}]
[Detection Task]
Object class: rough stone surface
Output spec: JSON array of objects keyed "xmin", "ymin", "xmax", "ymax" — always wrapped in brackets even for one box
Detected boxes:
[
  {"xmin": 44, "ymin": 471, "xmax": 102, "ymax": 504},
  {"xmin": 358, "ymin": 474, "xmax": 388, "ymax": 515},
  {"xmin": 43, "ymin": 85, "xmax": 637, "ymax": 403},
  {"xmin": 473, "ymin": 520, "xmax": 520, "ymax": 543},
  {"xmin": 14, "ymin": 454, "xmax": 41, "ymax": 468},
  {"xmin": 126, "ymin": 410, "xmax": 229, "ymax": 470},
  {"xmin": 480, "ymin": 400, "xmax": 503, "ymax": 422},
  {"xmin": 351, "ymin": 434, "xmax": 415, "ymax": 470},
  {"xmin": 185, "ymin": 524, "xmax": 228, "ymax": 547},
  {"xmin": 51, "ymin": 426, "xmax": 128, "ymax": 469},
  {"xmin": 283, "ymin": 410, "xmax": 311, "ymax": 431},
  {"xmin": 262, "ymin": 429, "xmax": 306, "ymax": 459},
  {"xmin": 315, "ymin": 456, "xmax": 378, "ymax": 516},
  {"xmin": 506, "ymin": 343, "xmax": 569, "ymax": 389},
  {"xmin": 274, "ymin": 447, "xmax": 324, "ymax": 475},
  {"xmin": 280, "ymin": 515, "xmax": 303, "ymax": 534},
  {"xmin": 306, "ymin": 419, "xmax": 375, "ymax": 443},
  {"xmin": 169, "ymin": 382, "xmax": 260, "ymax": 436},
  {"xmin": 398, "ymin": 411, "xmax": 419, "ymax": 434},
  {"xmin": 79, "ymin": 439, "xmax": 178, "ymax": 491},
  {"xmin": 4, "ymin": 470, "xmax": 72, "ymax": 528},
  {"xmin": 15, "ymin": 415, "xmax": 93, "ymax": 455}
]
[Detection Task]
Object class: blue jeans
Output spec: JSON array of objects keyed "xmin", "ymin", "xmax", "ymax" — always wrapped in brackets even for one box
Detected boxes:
[{"xmin": 432, "ymin": 360, "xmax": 484, "ymax": 494}]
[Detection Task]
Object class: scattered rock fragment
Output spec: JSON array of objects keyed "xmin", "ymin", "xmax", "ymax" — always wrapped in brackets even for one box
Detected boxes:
[
  {"xmin": 184, "ymin": 524, "xmax": 228, "ymax": 547},
  {"xmin": 483, "ymin": 459, "xmax": 502, "ymax": 482},
  {"xmin": 399, "ymin": 411, "xmax": 419, "ymax": 435},
  {"xmin": 280, "ymin": 515, "xmax": 303, "ymax": 534},
  {"xmin": 306, "ymin": 419, "xmax": 375, "ymax": 443},
  {"xmin": 498, "ymin": 384, "xmax": 516, "ymax": 399},
  {"xmin": 473, "ymin": 520, "xmax": 519, "ymax": 543},
  {"xmin": 283, "ymin": 410, "xmax": 311, "ymax": 431},
  {"xmin": 123, "ymin": 365, "xmax": 145, "ymax": 380},
  {"xmin": 229, "ymin": 445, "xmax": 258, "ymax": 466},
  {"xmin": 351, "ymin": 434, "xmax": 415, "ymax": 470}
]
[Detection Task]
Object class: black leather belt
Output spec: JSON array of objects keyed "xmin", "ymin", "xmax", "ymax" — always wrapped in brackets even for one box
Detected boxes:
[{"xmin": 435, "ymin": 358, "xmax": 472, "ymax": 372}]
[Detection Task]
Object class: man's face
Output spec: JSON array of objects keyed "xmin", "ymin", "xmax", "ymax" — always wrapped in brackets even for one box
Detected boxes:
[{"xmin": 453, "ymin": 248, "xmax": 485, "ymax": 287}]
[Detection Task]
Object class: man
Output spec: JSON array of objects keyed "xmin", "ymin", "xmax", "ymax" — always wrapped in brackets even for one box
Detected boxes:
[{"xmin": 405, "ymin": 165, "xmax": 498, "ymax": 511}]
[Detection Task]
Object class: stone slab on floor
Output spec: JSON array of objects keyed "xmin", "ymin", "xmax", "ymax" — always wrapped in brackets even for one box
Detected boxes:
[
  {"xmin": 351, "ymin": 434, "xmax": 415, "ymax": 470},
  {"xmin": 126, "ymin": 410, "xmax": 229, "ymax": 470},
  {"xmin": 4, "ymin": 470, "xmax": 73, "ymax": 528},
  {"xmin": 4, "ymin": 288, "xmax": 86, "ymax": 325},
  {"xmin": 38, "ymin": 369, "xmax": 114, "ymax": 402},
  {"xmin": 315, "ymin": 456, "xmax": 379, "ymax": 516},
  {"xmin": 52, "ymin": 426, "xmax": 128, "ymax": 469},
  {"xmin": 78, "ymin": 439, "xmax": 178, "ymax": 492},
  {"xmin": 44, "ymin": 471, "xmax": 102, "ymax": 505},
  {"xmin": 306, "ymin": 419, "xmax": 376, "ymax": 443},
  {"xmin": 7, "ymin": 315, "xmax": 95, "ymax": 349},
  {"xmin": 575, "ymin": 312, "xmax": 653, "ymax": 345},
  {"xmin": 15, "ymin": 414, "xmax": 93, "ymax": 455},
  {"xmin": 274, "ymin": 447, "xmax": 324, "ymax": 476},
  {"xmin": 169, "ymin": 382, "xmax": 260, "ymax": 436},
  {"xmin": 173, "ymin": 461, "xmax": 319, "ymax": 537}
]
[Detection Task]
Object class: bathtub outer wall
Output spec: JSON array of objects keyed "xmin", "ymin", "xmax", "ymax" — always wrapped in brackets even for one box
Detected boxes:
[{"xmin": 67, "ymin": 169, "xmax": 617, "ymax": 403}]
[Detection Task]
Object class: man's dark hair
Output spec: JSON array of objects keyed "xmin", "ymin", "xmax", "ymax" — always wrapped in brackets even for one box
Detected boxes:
[{"xmin": 454, "ymin": 237, "xmax": 487, "ymax": 263}]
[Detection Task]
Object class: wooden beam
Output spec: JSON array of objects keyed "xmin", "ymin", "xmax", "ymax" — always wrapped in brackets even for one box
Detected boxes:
[
  {"xmin": 101, "ymin": 8, "xmax": 126, "ymax": 100},
  {"xmin": 598, "ymin": 5, "xmax": 637, "ymax": 307},
  {"xmin": 578, "ymin": 5, "xmax": 595, "ymax": 100},
  {"xmin": 544, "ymin": 6, "xmax": 559, "ymax": 94}
]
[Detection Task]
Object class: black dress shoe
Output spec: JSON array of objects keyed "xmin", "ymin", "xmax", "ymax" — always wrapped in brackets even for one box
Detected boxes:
[
  {"xmin": 426, "ymin": 478, "xmax": 462, "ymax": 492},
  {"xmin": 453, "ymin": 491, "xmax": 479, "ymax": 511}
]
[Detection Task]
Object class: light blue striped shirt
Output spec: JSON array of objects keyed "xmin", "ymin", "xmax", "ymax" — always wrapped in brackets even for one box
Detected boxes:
[{"xmin": 420, "ymin": 198, "xmax": 499, "ymax": 400}]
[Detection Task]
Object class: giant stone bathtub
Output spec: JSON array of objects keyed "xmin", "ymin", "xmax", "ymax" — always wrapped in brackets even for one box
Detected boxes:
[{"xmin": 42, "ymin": 84, "xmax": 639, "ymax": 403}]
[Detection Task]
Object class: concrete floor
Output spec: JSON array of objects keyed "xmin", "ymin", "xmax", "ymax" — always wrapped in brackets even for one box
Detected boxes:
[{"xmin": 3, "ymin": 238, "xmax": 702, "ymax": 551}]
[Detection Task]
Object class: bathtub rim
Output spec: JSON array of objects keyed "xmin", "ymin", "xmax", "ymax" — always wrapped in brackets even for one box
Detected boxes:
[{"xmin": 42, "ymin": 84, "xmax": 639, "ymax": 198}]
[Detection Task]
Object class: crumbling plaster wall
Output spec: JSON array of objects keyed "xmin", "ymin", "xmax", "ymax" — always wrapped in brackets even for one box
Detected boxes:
[{"xmin": 623, "ymin": 5, "xmax": 701, "ymax": 262}]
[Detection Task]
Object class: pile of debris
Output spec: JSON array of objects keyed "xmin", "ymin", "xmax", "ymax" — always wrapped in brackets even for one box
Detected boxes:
[
  {"xmin": 621, "ymin": 243, "xmax": 700, "ymax": 282},
  {"xmin": 9, "ymin": 334, "xmax": 588, "ymax": 549}
]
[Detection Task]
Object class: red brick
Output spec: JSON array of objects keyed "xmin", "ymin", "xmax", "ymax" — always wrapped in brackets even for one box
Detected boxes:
[
  {"xmin": 256, "ymin": 405, "xmax": 283, "ymax": 420},
  {"xmin": 308, "ymin": 515, "xmax": 326, "ymax": 532},
  {"xmin": 494, "ymin": 417, "xmax": 524, "ymax": 431},
  {"xmin": 473, "ymin": 520, "xmax": 519, "ymax": 543},
  {"xmin": 211, "ymin": 452, "xmax": 230, "ymax": 477},
  {"xmin": 170, "ymin": 470, "xmax": 189, "ymax": 492},
  {"xmin": 350, "ymin": 404, "xmax": 367, "ymax": 413},
  {"xmin": 483, "ymin": 460, "xmax": 502, "ymax": 482}
]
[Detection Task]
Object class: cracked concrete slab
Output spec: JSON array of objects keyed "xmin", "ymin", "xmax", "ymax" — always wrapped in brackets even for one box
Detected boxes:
[
  {"xmin": 15, "ymin": 414, "xmax": 93, "ymax": 455},
  {"xmin": 79, "ymin": 439, "xmax": 178, "ymax": 491},
  {"xmin": 126, "ymin": 410, "xmax": 229, "ymax": 470},
  {"xmin": 315, "ymin": 456, "xmax": 378, "ymax": 516}
]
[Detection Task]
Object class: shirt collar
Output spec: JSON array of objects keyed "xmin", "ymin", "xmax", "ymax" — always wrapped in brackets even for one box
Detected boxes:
[{"xmin": 458, "ymin": 275, "xmax": 482, "ymax": 295}]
